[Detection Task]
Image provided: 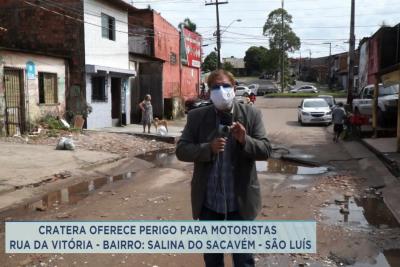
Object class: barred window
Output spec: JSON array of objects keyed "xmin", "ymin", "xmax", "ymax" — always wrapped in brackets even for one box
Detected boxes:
[
  {"xmin": 38, "ymin": 72, "xmax": 58, "ymax": 104},
  {"xmin": 92, "ymin": 76, "xmax": 107, "ymax": 101}
]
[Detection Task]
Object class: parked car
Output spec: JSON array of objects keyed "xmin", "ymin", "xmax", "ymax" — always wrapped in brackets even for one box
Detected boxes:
[
  {"xmin": 256, "ymin": 86, "xmax": 279, "ymax": 95},
  {"xmin": 235, "ymin": 85, "xmax": 252, "ymax": 97},
  {"xmin": 248, "ymin": 84, "xmax": 260, "ymax": 95},
  {"xmin": 259, "ymin": 73, "xmax": 273, "ymax": 79},
  {"xmin": 353, "ymin": 84, "xmax": 399, "ymax": 127},
  {"xmin": 298, "ymin": 98, "xmax": 332, "ymax": 125},
  {"xmin": 290, "ymin": 85, "xmax": 319, "ymax": 94},
  {"xmin": 317, "ymin": 95, "xmax": 336, "ymax": 108},
  {"xmin": 185, "ymin": 98, "xmax": 212, "ymax": 113}
]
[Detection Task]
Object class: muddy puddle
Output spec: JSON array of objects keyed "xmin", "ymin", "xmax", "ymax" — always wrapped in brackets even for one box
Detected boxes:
[
  {"xmin": 321, "ymin": 195, "xmax": 399, "ymax": 230},
  {"xmin": 345, "ymin": 249, "xmax": 400, "ymax": 267},
  {"xmin": 0, "ymin": 172, "xmax": 134, "ymax": 222},
  {"xmin": 256, "ymin": 158, "xmax": 329, "ymax": 175}
]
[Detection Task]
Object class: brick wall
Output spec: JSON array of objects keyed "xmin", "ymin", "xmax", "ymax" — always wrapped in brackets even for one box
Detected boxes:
[{"xmin": 0, "ymin": 0, "xmax": 86, "ymax": 116}]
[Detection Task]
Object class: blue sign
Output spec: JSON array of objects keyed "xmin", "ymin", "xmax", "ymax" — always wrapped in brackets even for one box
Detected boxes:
[{"xmin": 26, "ymin": 61, "xmax": 36, "ymax": 80}]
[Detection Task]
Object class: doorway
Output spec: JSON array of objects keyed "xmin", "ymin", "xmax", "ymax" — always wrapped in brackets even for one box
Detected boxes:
[
  {"xmin": 111, "ymin": 77, "xmax": 121, "ymax": 127},
  {"xmin": 4, "ymin": 67, "xmax": 25, "ymax": 136}
]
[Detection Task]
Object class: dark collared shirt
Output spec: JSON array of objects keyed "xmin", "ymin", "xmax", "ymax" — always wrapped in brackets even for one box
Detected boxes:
[{"xmin": 204, "ymin": 111, "xmax": 237, "ymax": 214}]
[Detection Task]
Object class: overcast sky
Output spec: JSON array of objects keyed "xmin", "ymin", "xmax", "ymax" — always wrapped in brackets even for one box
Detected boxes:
[{"xmin": 130, "ymin": 0, "xmax": 400, "ymax": 59}]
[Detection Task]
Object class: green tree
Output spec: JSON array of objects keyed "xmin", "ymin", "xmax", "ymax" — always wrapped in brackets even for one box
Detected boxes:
[
  {"xmin": 244, "ymin": 46, "xmax": 280, "ymax": 76},
  {"xmin": 178, "ymin": 18, "xmax": 197, "ymax": 32},
  {"xmin": 202, "ymin": 52, "xmax": 218, "ymax": 73},
  {"xmin": 244, "ymin": 46, "xmax": 268, "ymax": 75},
  {"xmin": 263, "ymin": 8, "xmax": 301, "ymax": 52}
]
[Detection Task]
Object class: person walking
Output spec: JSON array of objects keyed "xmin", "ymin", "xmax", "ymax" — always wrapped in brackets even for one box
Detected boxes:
[
  {"xmin": 139, "ymin": 94, "xmax": 153, "ymax": 133},
  {"xmin": 176, "ymin": 70, "xmax": 271, "ymax": 267},
  {"xmin": 332, "ymin": 102, "xmax": 347, "ymax": 142}
]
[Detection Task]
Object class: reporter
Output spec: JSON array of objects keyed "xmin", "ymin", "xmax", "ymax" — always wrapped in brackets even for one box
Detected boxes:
[{"xmin": 176, "ymin": 70, "xmax": 271, "ymax": 267}]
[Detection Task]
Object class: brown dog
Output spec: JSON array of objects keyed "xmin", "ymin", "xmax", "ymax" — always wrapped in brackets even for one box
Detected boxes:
[{"xmin": 153, "ymin": 117, "xmax": 169, "ymax": 133}]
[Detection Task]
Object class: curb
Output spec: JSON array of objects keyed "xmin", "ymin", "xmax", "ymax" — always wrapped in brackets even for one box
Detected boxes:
[
  {"xmin": 359, "ymin": 139, "xmax": 400, "ymax": 178},
  {"xmin": 88, "ymin": 130, "xmax": 179, "ymax": 144}
]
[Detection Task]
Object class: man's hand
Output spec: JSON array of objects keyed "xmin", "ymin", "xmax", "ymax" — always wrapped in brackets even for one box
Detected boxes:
[
  {"xmin": 231, "ymin": 122, "xmax": 246, "ymax": 144},
  {"xmin": 211, "ymin": 138, "xmax": 227, "ymax": 154}
]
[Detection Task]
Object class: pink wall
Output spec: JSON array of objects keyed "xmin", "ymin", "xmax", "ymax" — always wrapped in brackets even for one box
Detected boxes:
[{"xmin": 181, "ymin": 66, "xmax": 200, "ymax": 100}]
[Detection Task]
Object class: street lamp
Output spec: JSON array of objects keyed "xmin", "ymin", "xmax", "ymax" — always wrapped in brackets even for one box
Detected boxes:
[
  {"xmin": 220, "ymin": 19, "xmax": 242, "ymax": 35},
  {"xmin": 216, "ymin": 18, "xmax": 241, "ymax": 68}
]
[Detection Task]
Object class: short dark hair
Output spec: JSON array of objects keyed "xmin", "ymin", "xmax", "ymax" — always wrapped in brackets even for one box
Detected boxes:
[
  {"xmin": 338, "ymin": 102, "xmax": 344, "ymax": 107},
  {"xmin": 207, "ymin": 70, "xmax": 235, "ymax": 88}
]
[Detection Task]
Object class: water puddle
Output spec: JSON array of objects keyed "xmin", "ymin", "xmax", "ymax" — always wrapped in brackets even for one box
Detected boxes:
[
  {"xmin": 321, "ymin": 195, "xmax": 399, "ymax": 229},
  {"xmin": 346, "ymin": 249, "xmax": 400, "ymax": 267},
  {"xmin": 0, "ymin": 172, "xmax": 134, "ymax": 222},
  {"xmin": 256, "ymin": 158, "xmax": 329, "ymax": 175},
  {"xmin": 135, "ymin": 148, "xmax": 177, "ymax": 167}
]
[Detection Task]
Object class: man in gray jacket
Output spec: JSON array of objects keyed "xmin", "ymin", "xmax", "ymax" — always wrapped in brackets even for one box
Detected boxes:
[{"xmin": 176, "ymin": 70, "xmax": 271, "ymax": 267}]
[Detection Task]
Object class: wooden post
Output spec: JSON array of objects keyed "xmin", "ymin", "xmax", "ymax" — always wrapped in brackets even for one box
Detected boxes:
[
  {"xmin": 397, "ymin": 69, "xmax": 400, "ymax": 152},
  {"xmin": 397, "ymin": 84, "xmax": 400, "ymax": 152},
  {"xmin": 372, "ymin": 77, "xmax": 379, "ymax": 138}
]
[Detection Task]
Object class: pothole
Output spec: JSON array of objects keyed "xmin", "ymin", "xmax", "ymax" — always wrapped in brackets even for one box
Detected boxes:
[
  {"xmin": 321, "ymin": 194, "xmax": 399, "ymax": 230},
  {"xmin": 135, "ymin": 148, "xmax": 178, "ymax": 168},
  {"xmin": 256, "ymin": 158, "xmax": 329, "ymax": 175}
]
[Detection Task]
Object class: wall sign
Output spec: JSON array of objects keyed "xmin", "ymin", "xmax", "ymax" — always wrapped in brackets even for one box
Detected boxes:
[{"xmin": 26, "ymin": 61, "xmax": 36, "ymax": 80}]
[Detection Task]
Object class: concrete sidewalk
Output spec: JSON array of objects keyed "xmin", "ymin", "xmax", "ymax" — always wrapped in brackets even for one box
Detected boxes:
[
  {"xmin": 357, "ymin": 137, "xmax": 400, "ymax": 224},
  {"xmin": 94, "ymin": 119, "xmax": 186, "ymax": 143},
  {"xmin": 362, "ymin": 137, "xmax": 400, "ymax": 177}
]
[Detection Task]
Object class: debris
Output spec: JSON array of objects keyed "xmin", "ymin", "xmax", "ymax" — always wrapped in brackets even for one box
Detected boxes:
[
  {"xmin": 56, "ymin": 137, "xmax": 75, "ymax": 151},
  {"xmin": 340, "ymin": 207, "xmax": 349, "ymax": 214},
  {"xmin": 56, "ymin": 213, "xmax": 71, "ymax": 219},
  {"xmin": 19, "ymin": 258, "xmax": 33, "ymax": 266},
  {"xmin": 60, "ymin": 119, "xmax": 70, "ymax": 129}
]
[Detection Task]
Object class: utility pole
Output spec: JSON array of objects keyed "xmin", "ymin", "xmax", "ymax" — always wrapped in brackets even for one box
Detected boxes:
[
  {"xmin": 323, "ymin": 42, "xmax": 332, "ymax": 88},
  {"xmin": 280, "ymin": 0, "xmax": 285, "ymax": 92},
  {"xmin": 347, "ymin": 0, "xmax": 356, "ymax": 106},
  {"xmin": 206, "ymin": 0, "xmax": 228, "ymax": 69}
]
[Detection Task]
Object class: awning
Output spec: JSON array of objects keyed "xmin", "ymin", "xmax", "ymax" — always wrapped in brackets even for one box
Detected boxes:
[{"xmin": 85, "ymin": 64, "xmax": 136, "ymax": 76}]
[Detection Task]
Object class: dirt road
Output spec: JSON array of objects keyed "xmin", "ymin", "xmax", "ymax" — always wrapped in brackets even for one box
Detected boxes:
[{"xmin": 1, "ymin": 98, "xmax": 399, "ymax": 267}]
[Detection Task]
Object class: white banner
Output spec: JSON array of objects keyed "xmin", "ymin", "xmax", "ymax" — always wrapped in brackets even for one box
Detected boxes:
[{"xmin": 6, "ymin": 221, "xmax": 316, "ymax": 254}]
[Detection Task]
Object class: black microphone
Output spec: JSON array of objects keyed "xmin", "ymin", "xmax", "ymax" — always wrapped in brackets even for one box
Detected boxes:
[{"xmin": 218, "ymin": 112, "xmax": 233, "ymax": 138}]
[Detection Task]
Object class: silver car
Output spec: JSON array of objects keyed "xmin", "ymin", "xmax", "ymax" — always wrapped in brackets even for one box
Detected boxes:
[{"xmin": 290, "ymin": 85, "xmax": 319, "ymax": 94}]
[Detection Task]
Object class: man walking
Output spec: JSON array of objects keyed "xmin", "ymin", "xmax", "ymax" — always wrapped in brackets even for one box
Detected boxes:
[
  {"xmin": 176, "ymin": 70, "xmax": 271, "ymax": 267},
  {"xmin": 332, "ymin": 102, "xmax": 347, "ymax": 142}
]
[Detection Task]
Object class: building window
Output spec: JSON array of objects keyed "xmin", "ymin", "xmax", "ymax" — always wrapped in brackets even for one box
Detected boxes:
[
  {"xmin": 170, "ymin": 52, "xmax": 177, "ymax": 65},
  {"xmin": 38, "ymin": 72, "xmax": 58, "ymax": 104},
  {"xmin": 101, "ymin": 13, "xmax": 115, "ymax": 41},
  {"xmin": 92, "ymin": 76, "xmax": 107, "ymax": 101}
]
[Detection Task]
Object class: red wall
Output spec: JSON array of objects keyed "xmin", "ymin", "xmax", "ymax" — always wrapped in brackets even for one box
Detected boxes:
[
  {"xmin": 153, "ymin": 13, "xmax": 180, "ymax": 99},
  {"xmin": 181, "ymin": 66, "xmax": 200, "ymax": 100}
]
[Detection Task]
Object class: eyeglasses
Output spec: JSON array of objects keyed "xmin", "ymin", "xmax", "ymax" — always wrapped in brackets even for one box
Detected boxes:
[{"xmin": 210, "ymin": 83, "xmax": 232, "ymax": 91}]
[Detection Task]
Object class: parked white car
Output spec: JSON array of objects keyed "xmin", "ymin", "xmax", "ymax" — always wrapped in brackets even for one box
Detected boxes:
[
  {"xmin": 248, "ymin": 84, "xmax": 260, "ymax": 95},
  {"xmin": 290, "ymin": 85, "xmax": 319, "ymax": 94},
  {"xmin": 298, "ymin": 98, "xmax": 332, "ymax": 125},
  {"xmin": 235, "ymin": 85, "xmax": 252, "ymax": 97}
]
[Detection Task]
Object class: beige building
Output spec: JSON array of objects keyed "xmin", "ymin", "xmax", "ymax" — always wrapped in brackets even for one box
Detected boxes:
[{"xmin": 0, "ymin": 50, "xmax": 67, "ymax": 136}]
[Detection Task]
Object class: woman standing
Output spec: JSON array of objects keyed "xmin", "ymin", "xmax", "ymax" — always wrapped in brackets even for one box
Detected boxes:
[{"xmin": 139, "ymin": 94, "xmax": 153, "ymax": 133}]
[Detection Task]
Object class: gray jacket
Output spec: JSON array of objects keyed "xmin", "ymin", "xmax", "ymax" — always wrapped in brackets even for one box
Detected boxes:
[{"xmin": 176, "ymin": 101, "xmax": 271, "ymax": 220}]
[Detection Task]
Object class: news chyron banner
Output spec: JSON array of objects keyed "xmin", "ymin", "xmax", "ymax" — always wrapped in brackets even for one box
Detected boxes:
[{"xmin": 6, "ymin": 221, "xmax": 316, "ymax": 254}]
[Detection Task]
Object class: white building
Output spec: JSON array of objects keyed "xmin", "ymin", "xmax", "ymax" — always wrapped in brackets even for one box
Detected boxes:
[{"xmin": 83, "ymin": 0, "xmax": 135, "ymax": 129}]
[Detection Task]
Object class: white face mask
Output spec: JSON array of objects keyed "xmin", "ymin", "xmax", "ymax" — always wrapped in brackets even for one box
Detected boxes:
[{"xmin": 210, "ymin": 86, "xmax": 235, "ymax": 111}]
